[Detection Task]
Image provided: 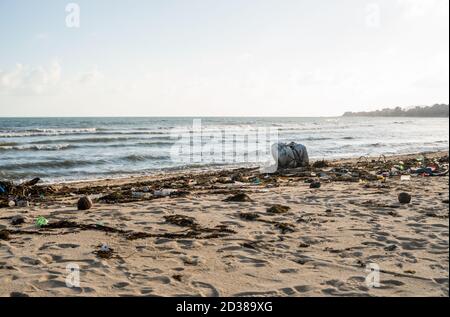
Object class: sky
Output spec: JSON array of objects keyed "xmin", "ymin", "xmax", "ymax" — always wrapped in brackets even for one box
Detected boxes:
[{"xmin": 0, "ymin": 0, "xmax": 448, "ymax": 117}]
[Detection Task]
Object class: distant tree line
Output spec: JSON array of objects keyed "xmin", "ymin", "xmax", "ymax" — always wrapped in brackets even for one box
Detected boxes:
[{"xmin": 343, "ymin": 104, "xmax": 449, "ymax": 117}]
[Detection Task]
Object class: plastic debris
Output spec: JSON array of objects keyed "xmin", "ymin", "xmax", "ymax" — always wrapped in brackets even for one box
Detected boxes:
[
  {"xmin": 35, "ymin": 216, "xmax": 49, "ymax": 228},
  {"xmin": 272, "ymin": 142, "xmax": 309, "ymax": 169},
  {"xmin": 132, "ymin": 192, "xmax": 151, "ymax": 199},
  {"xmin": 100, "ymin": 243, "xmax": 110, "ymax": 252},
  {"xmin": 153, "ymin": 189, "xmax": 177, "ymax": 197},
  {"xmin": 95, "ymin": 244, "xmax": 114, "ymax": 259},
  {"xmin": 400, "ymin": 175, "xmax": 411, "ymax": 181}
]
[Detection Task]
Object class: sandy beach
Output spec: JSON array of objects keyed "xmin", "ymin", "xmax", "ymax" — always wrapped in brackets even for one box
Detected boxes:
[{"xmin": 0, "ymin": 151, "xmax": 448, "ymax": 297}]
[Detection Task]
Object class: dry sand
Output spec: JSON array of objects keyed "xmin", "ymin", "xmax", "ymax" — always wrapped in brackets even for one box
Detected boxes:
[{"xmin": 0, "ymin": 151, "xmax": 448, "ymax": 297}]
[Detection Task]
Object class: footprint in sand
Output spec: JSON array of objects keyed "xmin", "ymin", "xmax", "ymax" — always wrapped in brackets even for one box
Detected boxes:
[
  {"xmin": 294, "ymin": 285, "xmax": 315, "ymax": 293},
  {"xmin": 140, "ymin": 287, "xmax": 154, "ymax": 295},
  {"xmin": 113, "ymin": 281, "xmax": 130, "ymax": 289},
  {"xmin": 177, "ymin": 239, "xmax": 201, "ymax": 249},
  {"xmin": 280, "ymin": 268, "xmax": 299, "ymax": 274},
  {"xmin": 321, "ymin": 288, "xmax": 371, "ymax": 297},
  {"xmin": 180, "ymin": 255, "xmax": 203, "ymax": 266},
  {"xmin": 232, "ymin": 290, "xmax": 279, "ymax": 297},
  {"xmin": 35, "ymin": 279, "xmax": 83, "ymax": 294},
  {"xmin": 149, "ymin": 276, "xmax": 171, "ymax": 284},
  {"xmin": 20, "ymin": 257, "xmax": 43, "ymax": 266},
  {"xmin": 280, "ymin": 287, "xmax": 297, "ymax": 296},
  {"xmin": 38, "ymin": 242, "xmax": 58, "ymax": 251},
  {"xmin": 324, "ymin": 279, "xmax": 352, "ymax": 292},
  {"xmin": 379, "ymin": 279, "xmax": 405, "ymax": 289},
  {"xmin": 57, "ymin": 243, "xmax": 80, "ymax": 249},
  {"xmin": 191, "ymin": 281, "xmax": 220, "ymax": 297},
  {"xmin": 235, "ymin": 255, "xmax": 268, "ymax": 267}
]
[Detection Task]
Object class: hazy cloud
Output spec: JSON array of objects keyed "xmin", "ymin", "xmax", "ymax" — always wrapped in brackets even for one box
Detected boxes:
[
  {"xmin": 34, "ymin": 33, "xmax": 49, "ymax": 41},
  {"xmin": 77, "ymin": 66, "xmax": 104, "ymax": 85},
  {"xmin": 0, "ymin": 61, "xmax": 61, "ymax": 95},
  {"xmin": 397, "ymin": 0, "xmax": 449, "ymax": 18}
]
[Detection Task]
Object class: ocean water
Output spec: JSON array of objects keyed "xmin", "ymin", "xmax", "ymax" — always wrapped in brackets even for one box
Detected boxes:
[{"xmin": 0, "ymin": 117, "xmax": 448, "ymax": 183}]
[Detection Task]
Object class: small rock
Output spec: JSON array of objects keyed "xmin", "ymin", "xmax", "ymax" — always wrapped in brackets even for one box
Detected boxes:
[
  {"xmin": 77, "ymin": 196, "xmax": 93, "ymax": 210},
  {"xmin": 0, "ymin": 229, "xmax": 10, "ymax": 240},
  {"xmin": 310, "ymin": 181, "xmax": 321, "ymax": 189},
  {"xmin": 16, "ymin": 200, "xmax": 29, "ymax": 208},
  {"xmin": 299, "ymin": 243, "xmax": 310, "ymax": 248},
  {"xmin": 224, "ymin": 193, "xmax": 252, "ymax": 202},
  {"xmin": 274, "ymin": 222, "xmax": 295, "ymax": 234},
  {"xmin": 8, "ymin": 200, "xmax": 15, "ymax": 208},
  {"xmin": 239, "ymin": 212, "xmax": 260, "ymax": 221},
  {"xmin": 11, "ymin": 215, "xmax": 25, "ymax": 226},
  {"xmin": 164, "ymin": 215, "xmax": 196, "ymax": 227},
  {"xmin": 172, "ymin": 274, "xmax": 183, "ymax": 282},
  {"xmin": 267, "ymin": 205, "xmax": 290, "ymax": 214},
  {"xmin": 388, "ymin": 211, "xmax": 400, "ymax": 217},
  {"xmin": 398, "ymin": 192, "xmax": 412, "ymax": 204}
]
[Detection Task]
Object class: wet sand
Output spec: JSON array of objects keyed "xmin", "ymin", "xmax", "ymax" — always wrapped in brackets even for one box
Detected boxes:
[{"xmin": 0, "ymin": 151, "xmax": 448, "ymax": 297}]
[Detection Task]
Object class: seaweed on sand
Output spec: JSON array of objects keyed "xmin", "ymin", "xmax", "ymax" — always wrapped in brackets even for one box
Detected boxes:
[
  {"xmin": 2, "ymin": 217, "xmax": 236, "ymax": 242},
  {"xmin": 164, "ymin": 215, "xmax": 197, "ymax": 227}
]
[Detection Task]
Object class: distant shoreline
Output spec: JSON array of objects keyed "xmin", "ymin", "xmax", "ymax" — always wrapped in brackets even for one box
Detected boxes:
[
  {"xmin": 343, "ymin": 104, "xmax": 449, "ymax": 118},
  {"xmin": 342, "ymin": 115, "xmax": 449, "ymax": 118}
]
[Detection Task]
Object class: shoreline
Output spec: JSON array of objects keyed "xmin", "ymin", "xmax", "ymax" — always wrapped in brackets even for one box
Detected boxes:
[
  {"xmin": 33, "ymin": 149, "xmax": 449, "ymax": 188},
  {"xmin": 0, "ymin": 150, "xmax": 448, "ymax": 297}
]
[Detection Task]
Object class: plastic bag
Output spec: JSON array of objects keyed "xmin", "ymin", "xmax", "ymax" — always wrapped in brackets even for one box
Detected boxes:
[{"xmin": 271, "ymin": 142, "xmax": 309, "ymax": 169}]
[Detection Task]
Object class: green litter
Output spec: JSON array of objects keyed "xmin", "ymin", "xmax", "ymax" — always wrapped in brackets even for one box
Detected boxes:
[{"xmin": 35, "ymin": 216, "xmax": 49, "ymax": 227}]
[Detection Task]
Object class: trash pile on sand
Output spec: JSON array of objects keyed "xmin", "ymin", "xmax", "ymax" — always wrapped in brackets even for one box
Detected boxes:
[{"xmin": 0, "ymin": 178, "xmax": 56, "ymax": 209}]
